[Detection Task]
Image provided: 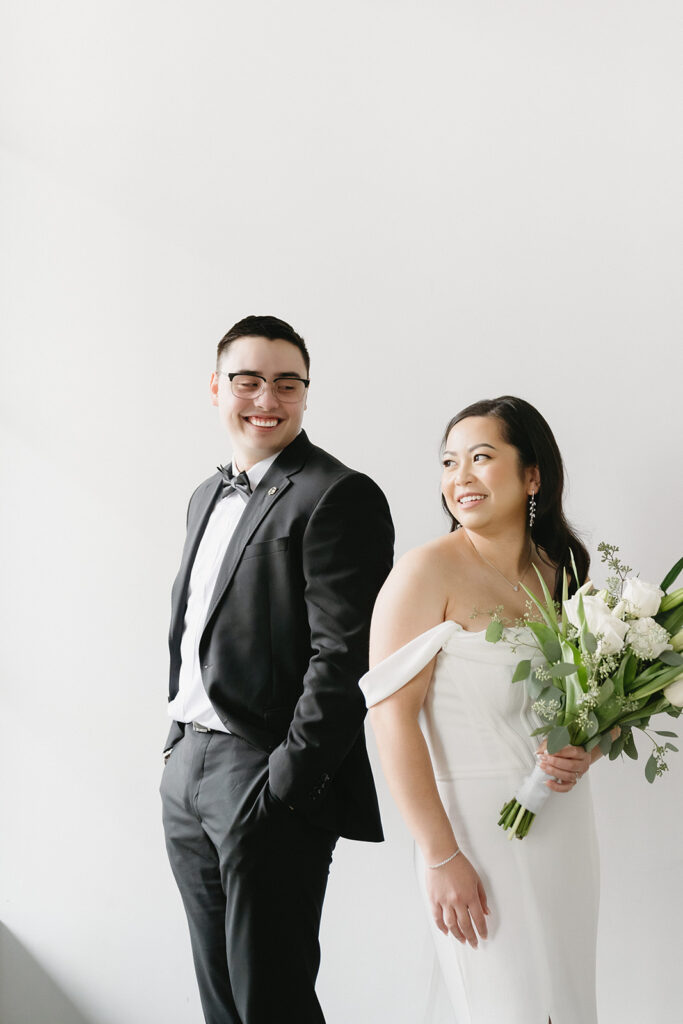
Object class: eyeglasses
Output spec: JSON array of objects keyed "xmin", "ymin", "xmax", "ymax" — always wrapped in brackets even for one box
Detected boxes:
[{"xmin": 219, "ymin": 372, "xmax": 310, "ymax": 403}]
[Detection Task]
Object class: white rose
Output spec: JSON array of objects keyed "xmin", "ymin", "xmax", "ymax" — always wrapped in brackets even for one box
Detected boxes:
[
  {"xmin": 626, "ymin": 618, "xmax": 672, "ymax": 660},
  {"xmin": 664, "ymin": 676, "xmax": 683, "ymax": 708},
  {"xmin": 622, "ymin": 578, "xmax": 664, "ymax": 618},
  {"xmin": 564, "ymin": 592, "xmax": 629, "ymax": 655}
]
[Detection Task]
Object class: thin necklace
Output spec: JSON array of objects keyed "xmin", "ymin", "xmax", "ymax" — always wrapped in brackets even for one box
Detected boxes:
[{"xmin": 465, "ymin": 531, "xmax": 533, "ymax": 593}]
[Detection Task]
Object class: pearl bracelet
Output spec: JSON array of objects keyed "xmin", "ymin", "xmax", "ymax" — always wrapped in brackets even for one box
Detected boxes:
[{"xmin": 428, "ymin": 849, "xmax": 461, "ymax": 869}]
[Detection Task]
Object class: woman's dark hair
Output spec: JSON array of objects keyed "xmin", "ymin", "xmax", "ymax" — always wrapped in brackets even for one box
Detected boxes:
[{"xmin": 440, "ymin": 396, "xmax": 589, "ymax": 599}]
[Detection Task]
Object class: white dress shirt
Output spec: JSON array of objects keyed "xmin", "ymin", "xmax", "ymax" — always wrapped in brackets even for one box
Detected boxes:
[{"xmin": 167, "ymin": 453, "xmax": 279, "ymax": 730}]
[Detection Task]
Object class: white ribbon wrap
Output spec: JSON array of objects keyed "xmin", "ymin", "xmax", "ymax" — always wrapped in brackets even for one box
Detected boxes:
[{"xmin": 514, "ymin": 763, "xmax": 553, "ymax": 815}]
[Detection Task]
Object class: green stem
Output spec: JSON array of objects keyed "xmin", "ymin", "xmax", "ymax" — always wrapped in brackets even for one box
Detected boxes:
[{"xmin": 509, "ymin": 803, "xmax": 526, "ymax": 839}]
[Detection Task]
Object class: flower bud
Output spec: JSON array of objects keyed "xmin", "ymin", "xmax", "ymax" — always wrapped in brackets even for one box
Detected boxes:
[
  {"xmin": 664, "ymin": 674, "xmax": 683, "ymax": 708},
  {"xmin": 660, "ymin": 588, "xmax": 683, "ymax": 613}
]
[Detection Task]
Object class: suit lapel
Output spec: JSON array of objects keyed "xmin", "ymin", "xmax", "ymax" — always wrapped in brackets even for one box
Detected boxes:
[{"xmin": 203, "ymin": 431, "xmax": 312, "ymax": 629}]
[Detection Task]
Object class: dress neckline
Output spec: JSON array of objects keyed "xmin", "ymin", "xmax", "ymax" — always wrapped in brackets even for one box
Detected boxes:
[{"xmin": 444, "ymin": 620, "xmax": 532, "ymax": 637}]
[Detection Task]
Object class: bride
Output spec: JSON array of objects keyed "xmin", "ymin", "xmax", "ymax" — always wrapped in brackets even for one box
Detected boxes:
[{"xmin": 362, "ymin": 396, "xmax": 605, "ymax": 1023}]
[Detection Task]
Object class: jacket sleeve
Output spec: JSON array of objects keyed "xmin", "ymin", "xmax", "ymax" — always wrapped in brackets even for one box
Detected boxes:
[{"xmin": 267, "ymin": 471, "xmax": 394, "ymax": 812}]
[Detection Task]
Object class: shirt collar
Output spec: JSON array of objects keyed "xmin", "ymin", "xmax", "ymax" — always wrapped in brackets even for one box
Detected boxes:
[{"xmin": 231, "ymin": 451, "xmax": 279, "ymax": 490}]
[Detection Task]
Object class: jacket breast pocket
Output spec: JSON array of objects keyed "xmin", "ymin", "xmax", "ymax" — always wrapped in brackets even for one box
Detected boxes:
[{"xmin": 242, "ymin": 537, "xmax": 289, "ymax": 560}]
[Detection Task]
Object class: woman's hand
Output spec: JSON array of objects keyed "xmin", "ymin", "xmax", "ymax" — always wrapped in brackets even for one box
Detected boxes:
[
  {"xmin": 425, "ymin": 852, "xmax": 490, "ymax": 948},
  {"xmin": 536, "ymin": 741, "xmax": 591, "ymax": 793},
  {"xmin": 537, "ymin": 724, "xmax": 621, "ymax": 792}
]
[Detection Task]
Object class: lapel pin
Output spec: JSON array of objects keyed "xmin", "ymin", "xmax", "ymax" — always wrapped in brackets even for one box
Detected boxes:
[{"xmin": 267, "ymin": 487, "xmax": 278, "ymax": 496}]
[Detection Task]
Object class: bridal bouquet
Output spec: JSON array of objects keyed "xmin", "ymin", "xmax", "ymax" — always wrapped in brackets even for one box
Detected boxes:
[{"xmin": 488, "ymin": 544, "xmax": 683, "ymax": 840}]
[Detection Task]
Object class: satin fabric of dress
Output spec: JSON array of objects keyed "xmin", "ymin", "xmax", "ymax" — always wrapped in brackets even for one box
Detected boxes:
[{"xmin": 361, "ymin": 622, "xmax": 600, "ymax": 1024}]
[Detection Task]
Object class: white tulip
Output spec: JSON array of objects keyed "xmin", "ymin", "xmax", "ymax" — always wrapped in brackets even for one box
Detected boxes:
[{"xmin": 564, "ymin": 592, "xmax": 629, "ymax": 655}]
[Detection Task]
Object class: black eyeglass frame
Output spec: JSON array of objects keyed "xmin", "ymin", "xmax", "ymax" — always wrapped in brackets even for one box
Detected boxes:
[{"xmin": 218, "ymin": 371, "xmax": 310, "ymax": 403}]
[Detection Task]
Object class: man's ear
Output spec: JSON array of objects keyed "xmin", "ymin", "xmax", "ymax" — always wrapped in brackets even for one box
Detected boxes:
[{"xmin": 209, "ymin": 372, "xmax": 219, "ymax": 407}]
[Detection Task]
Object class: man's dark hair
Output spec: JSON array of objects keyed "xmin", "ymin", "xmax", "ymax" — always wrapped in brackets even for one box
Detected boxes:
[{"xmin": 217, "ymin": 315, "xmax": 310, "ymax": 374}]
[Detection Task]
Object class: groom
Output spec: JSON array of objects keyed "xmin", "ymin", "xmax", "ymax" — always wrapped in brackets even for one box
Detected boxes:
[{"xmin": 160, "ymin": 315, "xmax": 394, "ymax": 1024}]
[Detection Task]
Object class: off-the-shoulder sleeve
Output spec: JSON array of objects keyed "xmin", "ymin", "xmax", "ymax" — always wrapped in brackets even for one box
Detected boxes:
[{"xmin": 359, "ymin": 621, "xmax": 459, "ymax": 708}]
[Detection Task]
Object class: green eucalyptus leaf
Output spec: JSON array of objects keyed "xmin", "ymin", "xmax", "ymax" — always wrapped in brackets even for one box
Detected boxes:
[
  {"xmin": 530, "ymin": 724, "xmax": 553, "ymax": 737},
  {"xmin": 659, "ymin": 650, "xmax": 683, "ymax": 667},
  {"xmin": 596, "ymin": 695, "xmax": 622, "ymax": 724},
  {"xmin": 511, "ymin": 659, "xmax": 532, "ymax": 683},
  {"xmin": 545, "ymin": 684, "xmax": 565, "ymax": 703},
  {"xmin": 596, "ymin": 678, "xmax": 615, "ymax": 705},
  {"xmin": 547, "ymin": 725, "xmax": 571, "ymax": 754},
  {"xmin": 623, "ymin": 731, "xmax": 639, "ymax": 760},
  {"xmin": 665, "ymin": 743, "xmax": 679, "ymax": 752},
  {"xmin": 599, "ymin": 732, "xmax": 613, "ymax": 755},
  {"xmin": 526, "ymin": 621, "xmax": 562, "ymax": 661},
  {"xmin": 654, "ymin": 730, "xmax": 678, "ymax": 737},
  {"xmin": 549, "ymin": 662, "xmax": 579, "ymax": 678},
  {"xmin": 645, "ymin": 753, "xmax": 658, "ymax": 783},
  {"xmin": 542, "ymin": 638, "xmax": 563, "ymax": 663},
  {"xmin": 585, "ymin": 712, "xmax": 599, "ymax": 739},
  {"xmin": 611, "ymin": 728, "xmax": 630, "ymax": 758},
  {"xmin": 582, "ymin": 631, "xmax": 598, "ymax": 655},
  {"xmin": 526, "ymin": 673, "xmax": 546, "ymax": 700},
  {"xmin": 486, "ymin": 620, "xmax": 504, "ymax": 643}
]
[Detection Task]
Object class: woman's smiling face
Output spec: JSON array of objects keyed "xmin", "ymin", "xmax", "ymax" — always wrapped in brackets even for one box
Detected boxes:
[{"xmin": 441, "ymin": 415, "xmax": 539, "ymax": 530}]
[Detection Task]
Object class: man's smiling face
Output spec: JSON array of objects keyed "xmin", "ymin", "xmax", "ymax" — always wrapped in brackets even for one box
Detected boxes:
[{"xmin": 210, "ymin": 335, "xmax": 308, "ymax": 470}]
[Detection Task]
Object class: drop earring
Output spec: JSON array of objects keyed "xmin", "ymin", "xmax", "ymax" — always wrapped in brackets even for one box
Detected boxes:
[{"xmin": 528, "ymin": 491, "xmax": 537, "ymax": 529}]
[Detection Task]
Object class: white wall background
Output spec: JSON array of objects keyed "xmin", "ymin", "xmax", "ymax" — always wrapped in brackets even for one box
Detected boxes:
[{"xmin": 1, "ymin": 2, "xmax": 681, "ymax": 1022}]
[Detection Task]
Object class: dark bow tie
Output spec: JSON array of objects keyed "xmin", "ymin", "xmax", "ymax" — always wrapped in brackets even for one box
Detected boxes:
[{"xmin": 217, "ymin": 464, "xmax": 252, "ymax": 504}]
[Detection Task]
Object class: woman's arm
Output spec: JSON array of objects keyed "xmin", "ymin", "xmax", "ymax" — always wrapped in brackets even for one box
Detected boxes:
[{"xmin": 368, "ymin": 551, "xmax": 490, "ymax": 948}]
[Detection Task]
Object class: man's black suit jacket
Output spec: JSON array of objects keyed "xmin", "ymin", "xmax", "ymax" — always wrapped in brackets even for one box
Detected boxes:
[{"xmin": 165, "ymin": 430, "xmax": 394, "ymax": 841}]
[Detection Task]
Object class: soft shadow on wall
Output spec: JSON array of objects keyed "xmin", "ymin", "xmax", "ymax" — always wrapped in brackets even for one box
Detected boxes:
[{"xmin": 0, "ymin": 923, "xmax": 96, "ymax": 1024}]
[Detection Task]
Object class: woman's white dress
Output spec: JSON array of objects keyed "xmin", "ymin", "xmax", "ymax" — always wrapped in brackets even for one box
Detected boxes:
[{"xmin": 360, "ymin": 621, "xmax": 600, "ymax": 1024}]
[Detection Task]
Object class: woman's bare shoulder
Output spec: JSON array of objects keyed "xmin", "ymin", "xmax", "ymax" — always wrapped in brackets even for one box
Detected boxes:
[
  {"xmin": 390, "ymin": 533, "xmax": 463, "ymax": 585},
  {"xmin": 371, "ymin": 535, "xmax": 462, "ymax": 633},
  {"xmin": 370, "ymin": 533, "xmax": 472, "ymax": 665}
]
